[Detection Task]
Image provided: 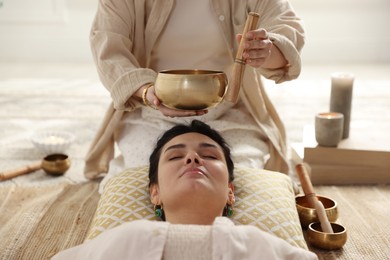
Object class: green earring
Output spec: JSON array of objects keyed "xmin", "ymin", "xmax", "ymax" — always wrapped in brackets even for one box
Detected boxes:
[
  {"xmin": 224, "ymin": 204, "xmax": 234, "ymax": 217},
  {"xmin": 154, "ymin": 204, "xmax": 163, "ymax": 218}
]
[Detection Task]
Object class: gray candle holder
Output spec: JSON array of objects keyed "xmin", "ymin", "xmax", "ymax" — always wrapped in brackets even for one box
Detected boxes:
[{"xmin": 315, "ymin": 112, "xmax": 344, "ymax": 147}]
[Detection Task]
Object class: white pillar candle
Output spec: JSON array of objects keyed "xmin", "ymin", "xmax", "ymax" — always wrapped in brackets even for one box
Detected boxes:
[
  {"xmin": 329, "ymin": 72, "xmax": 354, "ymax": 139},
  {"xmin": 315, "ymin": 112, "xmax": 344, "ymax": 147}
]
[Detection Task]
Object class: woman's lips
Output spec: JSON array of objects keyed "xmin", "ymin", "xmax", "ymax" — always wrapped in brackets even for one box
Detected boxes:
[{"xmin": 181, "ymin": 166, "xmax": 208, "ymax": 177}]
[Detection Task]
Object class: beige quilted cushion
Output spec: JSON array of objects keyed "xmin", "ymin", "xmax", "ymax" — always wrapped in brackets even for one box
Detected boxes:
[{"xmin": 86, "ymin": 166, "xmax": 307, "ymax": 249}]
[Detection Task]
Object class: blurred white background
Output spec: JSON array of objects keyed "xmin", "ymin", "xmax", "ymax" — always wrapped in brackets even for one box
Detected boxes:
[{"xmin": 0, "ymin": 0, "xmax": 389, "ymax": 65}]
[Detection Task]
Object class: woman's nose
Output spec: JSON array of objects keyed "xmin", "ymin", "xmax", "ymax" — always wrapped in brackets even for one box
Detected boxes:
[{"xmin": 185, "ymin": 152, "xmax": 201, "ymax": 165}]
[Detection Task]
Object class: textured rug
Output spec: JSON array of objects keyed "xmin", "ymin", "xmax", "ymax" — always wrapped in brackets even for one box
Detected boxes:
[
  {"xmin": 1, "ymin": 62, "xmax": 390, "ymax": 259},
  {"xmin": 308, "ymin": 185, "xmax": 390, "ymax": 259},
  {"xmin": 0, "ymin": 63, "xmax": 107, "ymax": 259},
  {"xmin": 0, "ymin": 182, "xmax": 100, "ymax": 260}
]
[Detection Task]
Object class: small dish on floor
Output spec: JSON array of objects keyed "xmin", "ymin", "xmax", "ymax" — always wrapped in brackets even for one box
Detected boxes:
[{"xmin": 31, "ymin": 131, "xmax": 75, "ymax": 155}]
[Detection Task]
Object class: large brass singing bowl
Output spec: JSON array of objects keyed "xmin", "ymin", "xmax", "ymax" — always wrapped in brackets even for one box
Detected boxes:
[{"xmin": 154, "ymin": 70, "xmax": 228, "ymax": 110}]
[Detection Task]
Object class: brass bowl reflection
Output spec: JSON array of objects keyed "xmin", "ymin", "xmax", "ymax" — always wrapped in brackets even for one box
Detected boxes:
[
  {"xmin": 307, "ymin": 222, "xmax": 347, "ymax": 250},
  {"xmin": 154, "ymin": 70, "xmax": 228, "ymax": 110},
  {"xmin": 296, "ymin": 195, "xmax": 338, "ymax": 228},
  {"xmin": 42, "ymin": 154, "xmax": 71, "ymax": 175}
]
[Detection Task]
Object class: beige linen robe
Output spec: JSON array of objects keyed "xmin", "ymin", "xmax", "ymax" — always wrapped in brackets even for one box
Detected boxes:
[
  {"xmin": 52, "ymin": 217, "xmax": 317, "ymax": 260},
  {"xmin": 85, "ymin": 0, "xmax": 305, "ymax": 179}
]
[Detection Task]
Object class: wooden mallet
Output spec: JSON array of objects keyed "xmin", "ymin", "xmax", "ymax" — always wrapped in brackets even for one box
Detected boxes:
[
  {"xmin": 225, "ymin": 12, "xmax": 260, "ymax": 103},
  {"xmin": 296, "ymin": 163, "xmax": 334, "ymax": 233}
]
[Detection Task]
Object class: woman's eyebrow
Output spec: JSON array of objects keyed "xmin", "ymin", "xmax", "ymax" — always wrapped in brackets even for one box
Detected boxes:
[
  {"xmin": 163, "ymin": 142, "xmax": 219, "ymax": 153},
  {"xmin": 199, "ymin": 143, "xmax": 219, "ymax": 149},
  {"xmin": 164, "ymin": 144, "xmax": 185, "ymax": 153}
]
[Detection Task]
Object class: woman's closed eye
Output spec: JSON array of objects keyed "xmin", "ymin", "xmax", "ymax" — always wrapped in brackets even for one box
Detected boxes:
[
  {"xmin": 201, "ymin": 154, "xmax": 217, "ymax": 160},
  {"xmin": 167, "ymin": 152, "xmax": 217, "ymax": 161},
  {"xmin": 165, "ymin": 150, "xmax": 186, "ymax": 160},
  {"xmin": 168, "ymin": 154, "xmax": 184, "ymax": 161},
  {"xmin": 199, "ymin": 147, "xmax": 223, "ymax": 160}
]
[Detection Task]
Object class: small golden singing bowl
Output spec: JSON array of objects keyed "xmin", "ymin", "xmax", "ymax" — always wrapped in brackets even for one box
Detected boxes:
[
  {"xmin": 42, "ymin": 154, "xmax": 71, "ymax": 175},
  {"xmin": 154, "ymin": 69, "xmax": 228, "ymax": 110},
  {"xmin": 296, "ymin": 195, "xmax": 338, "ymax": 228},
  {"xmin": 307, "ymin": 222, "xmax": 347, "ymax": 250}
]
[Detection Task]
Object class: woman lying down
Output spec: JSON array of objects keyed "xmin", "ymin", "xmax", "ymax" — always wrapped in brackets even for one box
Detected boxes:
[{"xmin": 53, "ymin": 120, "xmax": 317, "ymax": 260}]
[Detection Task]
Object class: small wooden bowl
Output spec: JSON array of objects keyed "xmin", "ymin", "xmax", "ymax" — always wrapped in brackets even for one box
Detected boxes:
[
  {"xmin": 296, "ymin": 195, "xmax": 338, "ymax": 228},
  {"xmin": 42, "ymin": 154, "xmax": 71, "ymax": 175},
  {"xmin": 307, "ymin": 222, "xmax": 347, "ymax": 250},
  {"xmin": 155, "ymin": 69, "xmax": 228, "ymax": 110}
]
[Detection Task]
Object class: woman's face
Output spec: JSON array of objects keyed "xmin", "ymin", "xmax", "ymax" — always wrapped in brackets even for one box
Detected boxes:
[{"xmin": 150, "ymin": 132, "xmax": 234, "ymax": 220}]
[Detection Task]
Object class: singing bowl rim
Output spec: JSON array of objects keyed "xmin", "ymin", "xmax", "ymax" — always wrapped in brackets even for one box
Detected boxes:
[
  {"xmin": 296, "ymin": 195, "xmax": 338, "ymax": 210},
  {"xmin": 158, "ymin": 69, "xmax": 226, "ymax": 76}
]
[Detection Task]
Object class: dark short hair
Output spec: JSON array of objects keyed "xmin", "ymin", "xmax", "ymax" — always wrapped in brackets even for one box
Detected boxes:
[{"xmin": 148, "ymin": 120, "xmax": 234, "ymax": 186}]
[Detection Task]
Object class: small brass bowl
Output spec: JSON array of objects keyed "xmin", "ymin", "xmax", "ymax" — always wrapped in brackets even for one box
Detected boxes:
[
  {"xmin": 155, "ymin": 69, "xmax": 228, "ymax": 110},
  {"xmin": 307, "ymin": 222, "xmax": 347, "ymax": 250},
  {"xmin": 42, "ymin": 154, "xmax": 71, "ymax": 175},
  {"xmin": 296, "ymin": 195, "xmax": 338, "ymax": 228}
]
